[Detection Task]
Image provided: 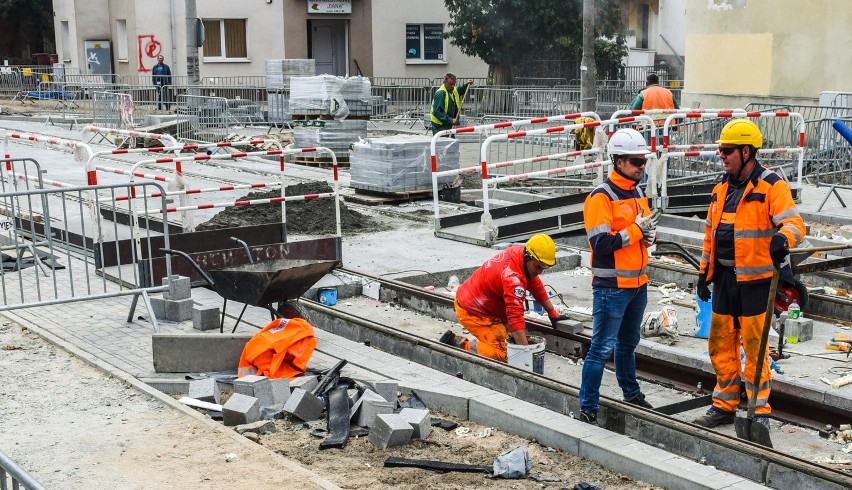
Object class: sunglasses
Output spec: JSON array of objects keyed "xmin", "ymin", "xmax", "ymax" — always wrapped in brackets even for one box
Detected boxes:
[
  {"xmin": 627, "ymin": 158, "xmax": 646, "ymax": 167},
  {"xmin": 718, "ymin": 146, "xmax": 739, "ymax": 156}
]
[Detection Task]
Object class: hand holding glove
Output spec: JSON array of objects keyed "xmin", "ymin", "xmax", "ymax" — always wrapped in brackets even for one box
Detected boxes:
[
  {"xmin": 634, "ymin": 208, "xmax": 661, "ymax": 242},
  {"xmin": 696, "ymin": 274, "xmax": 711, "ymax": 302},
  {"xmin": 769, "ymin": 233, "xmax": 788, "ymax": 269}
]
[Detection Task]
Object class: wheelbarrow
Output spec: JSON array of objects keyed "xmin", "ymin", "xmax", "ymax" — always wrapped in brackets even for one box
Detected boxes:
[{"xmin": 161, "ymin": 240, "xmax": 337, "ymax": 332}]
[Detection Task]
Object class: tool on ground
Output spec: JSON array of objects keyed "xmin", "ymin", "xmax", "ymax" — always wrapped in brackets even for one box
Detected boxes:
[{"xmin": 734, "ymin": 269, "xmax": 778, "ymax": 448}]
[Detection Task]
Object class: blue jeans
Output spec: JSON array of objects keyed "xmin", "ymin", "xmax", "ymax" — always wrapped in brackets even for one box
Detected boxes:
[{"xmin": 579, "ymin": 285, "xmax": 648, "ymax": 413}]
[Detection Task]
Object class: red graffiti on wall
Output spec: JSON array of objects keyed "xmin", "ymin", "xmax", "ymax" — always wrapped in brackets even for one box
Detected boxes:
[{"xmin": 137, "ymin": 34, "xmax": 164, "ymax": 72}]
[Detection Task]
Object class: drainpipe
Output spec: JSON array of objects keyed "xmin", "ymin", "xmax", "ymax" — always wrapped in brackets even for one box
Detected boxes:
[{"xmin": 170, "ymin": 0, "xmax": 178, "ymax": 73}]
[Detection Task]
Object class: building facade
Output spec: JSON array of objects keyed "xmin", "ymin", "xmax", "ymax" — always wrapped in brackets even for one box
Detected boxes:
[{"xmin": 52, "ymin": 0, "xmax": 489, "ymax": 82}]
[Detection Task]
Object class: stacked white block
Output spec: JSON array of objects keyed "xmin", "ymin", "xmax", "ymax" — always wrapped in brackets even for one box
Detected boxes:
[{"xmin": 350, "ymin": 135, "xmax": 459, "ymax": 193}]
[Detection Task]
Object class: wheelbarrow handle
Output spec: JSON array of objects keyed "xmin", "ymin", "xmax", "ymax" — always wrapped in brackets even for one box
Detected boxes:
[
  {"xmin": 160, "ymin": 248, "xmax": 215, "ymax": 287},
  {"xmin": 229, "ymin": 237, "xmax": 254, "ymax": 264}
]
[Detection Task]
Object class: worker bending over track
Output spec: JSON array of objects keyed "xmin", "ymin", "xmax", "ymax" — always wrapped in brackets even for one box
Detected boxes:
[{"xmin": 440, "ymin": 234, "xmax": 567, "ymax": 362}]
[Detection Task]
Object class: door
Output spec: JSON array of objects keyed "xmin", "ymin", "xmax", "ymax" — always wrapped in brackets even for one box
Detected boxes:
[{"xmin": 310, "ymin": 20, "xmax": 347, "ymax": 76}]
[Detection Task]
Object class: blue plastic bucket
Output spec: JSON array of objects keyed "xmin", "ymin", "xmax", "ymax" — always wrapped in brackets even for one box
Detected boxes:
[
  {"xmin": 317, "ymin": 287, "xmax": 337, "ymax": 306},
  {"xmin": 695, "ymin": 293, "xmax": 712, "ymax": 338}
]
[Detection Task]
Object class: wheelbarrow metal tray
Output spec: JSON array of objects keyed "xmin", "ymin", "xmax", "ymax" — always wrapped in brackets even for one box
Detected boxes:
[{"xmin": 207, "ymin": 258, "xmax": 337, "ymax": 306}]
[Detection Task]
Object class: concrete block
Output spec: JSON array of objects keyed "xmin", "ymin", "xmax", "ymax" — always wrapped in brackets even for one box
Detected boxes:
[
  {"xmin": 234, "ymin": 375, "xmax": 275, "ymax": 408},
  {"xmin": 152, "ymin": 333, "xmax": 252, "ymax": 373},
  {"xmin": 151, "ymin": 297, "xmax": 193, "ymax": 322},
  {"xmin": 149, "ymin": 297, "xmax": 166, "ymax": 320},
  {"xmin": 270, "ymin": 378, "xmax": 290, "ymax": 405},
  {"xmin": 368, "ymin": 413, "xmax": 413, "ymax": 449},
  {"xmin": 352, "ymin": 389, "xmax": 394, "ymax": 427},
  {"xmin": 188, "ymin": 378, "xmax": 221, "ymax": 404},
  {"xmin": 222, "ymin": 393, "xmax": 260, "ymax": 427},
  {"xmin": 234, "ymin": 420, "xmax": 276, "ymax": 436},
  {"xmin": 163, "ymin": 275, "xmax": 191, "ymax": 301},
  {"xmin": 192, "ymin": 305, "xmax": 220, "ymax": 331},
  {"xmin": 397, "ymin": 384, "xmax": 470, "ymax": 420},
  {"xmin": 783, "ymin": 317, "xmax": 813, "ymax": 342},
  {"xmin": 398, "ymin": 408, "xmax": 431, "ymax": 439},
  {"xmin": 289, "ymin": 375, "xmax": 318, "ymax": 393},
  {"xmin": 283, "ymin": 388, "xmax": 325, "ymax": 421},
  {"xmin": 357, "ymin": 379, "xmax": 398, "ymax": 405}
]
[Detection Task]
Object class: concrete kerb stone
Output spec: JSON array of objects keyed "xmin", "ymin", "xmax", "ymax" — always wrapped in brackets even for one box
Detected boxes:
[
  {"xmin": 283, "ymin": 388, "xmax": 325, "ymax": 422},
  {"xmin": 356, "ymin": 379, "xmax": 398, "ymax": 405},
  {"xmin": 234, "ymin": 420, "xmax": 277, "ymax": 436},
  {"xmin": 222, "ymin": 393, "xmax": 261, "ymax": 426},
  {"xmin": 352, "ymin": 389, "xmax": 394, "ymax": 427},
  {"xmin": 188, "ymin": 377, "xmax": 221, "ymax": 404},
  {"xmin": 163, "ymin": 275, "xmax": 191, "ymax": 301},
  {"xmin": 397, "ymin": 384, "xmax": 470, "ymax": 420},
  {"xmin": 234, "ymin": 375, "xmax": 275, "ymax": 408},
  {"xmin": 192, "ymin": 305, "xmax": 220, "ymax": 331},
  {"xmin": 368, "ymin": 413, "xmax": 414, "ymax": 449},
  {"xmin": 289, "ymin": 375, "xmax": 319, "ymax": 393},
  {"xmin": 149, "ymin": 297, "xmax": 193, "ymax": 322},
  {"xmin": 398, "ymin": 408, "xmax": 431, "ymax": 439},
  {"xmin": 270, "ymin": 378, "xmax": 291, "ymax": 405}
]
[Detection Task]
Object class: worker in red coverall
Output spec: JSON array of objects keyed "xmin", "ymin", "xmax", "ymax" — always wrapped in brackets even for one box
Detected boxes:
[{"xmin": 440, "ymin": 234, "xmax": 568, "ymax": 362}]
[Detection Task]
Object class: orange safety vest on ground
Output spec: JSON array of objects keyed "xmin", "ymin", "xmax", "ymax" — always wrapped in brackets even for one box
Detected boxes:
[
  {"xmin": 699, "ymin": 163, "xmax": 805, "ymax": 283},
  {"xmin": 583, "ymin": 170, "xmax": 650, "ymax": 288},
  {"xmin": 455, "ymin": 246, "xmax": 551, "ymax": 332},
  {"xmin": 237, "ymin": 317, "xmax": 317, "ymax": 379}
]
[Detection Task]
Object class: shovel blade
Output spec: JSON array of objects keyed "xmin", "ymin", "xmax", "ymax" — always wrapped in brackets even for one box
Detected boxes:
[{"xmin": 734, "ymin": 415, "xmax": 773, "ymax": 448}]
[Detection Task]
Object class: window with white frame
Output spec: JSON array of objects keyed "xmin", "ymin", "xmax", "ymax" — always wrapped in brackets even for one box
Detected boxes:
[
  {"xmin": 405, "ymin": 24, "xmax": 446, "ymax": 63},
  {"xmin": 201, "ymin": 19, "xmax": 248, "ymax": 60},
  {"xmin": 116, "ymin": 19, "xmax": 128, "ymax": 61}
]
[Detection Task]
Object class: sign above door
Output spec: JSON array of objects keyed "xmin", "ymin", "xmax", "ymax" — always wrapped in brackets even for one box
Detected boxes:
[{"xmin": 307, "ymin": 1, "xmax": 352, "ymax": 14}]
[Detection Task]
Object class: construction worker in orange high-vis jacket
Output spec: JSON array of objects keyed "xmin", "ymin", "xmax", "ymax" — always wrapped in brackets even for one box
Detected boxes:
[
  {"xmin": 692, "ymin": 119, "xmax": 806, "ymax": 429},
  {"xmin": 440, "ymin": 234, "xmax": 568, "ymax": 362}
]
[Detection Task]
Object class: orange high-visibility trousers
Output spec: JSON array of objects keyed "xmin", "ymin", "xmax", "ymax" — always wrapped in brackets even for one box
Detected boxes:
[
  {"xmin": 454, "ymin": 299, "xmax": 509, "ymax": 362},
  {"xmin": 707, "ymin": 267, "xmax": 772, "ymax": 415}
]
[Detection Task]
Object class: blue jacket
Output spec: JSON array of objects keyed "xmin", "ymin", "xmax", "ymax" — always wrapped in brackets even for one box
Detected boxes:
[{"xmin": 152, "ymin": 62, "xmax": 172, "ymax": 86}]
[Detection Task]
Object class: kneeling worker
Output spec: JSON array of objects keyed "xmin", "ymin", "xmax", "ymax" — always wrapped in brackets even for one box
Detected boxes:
[{"xmin": 440, "ymin": 234, "xmax": 567, "ymax": 362}]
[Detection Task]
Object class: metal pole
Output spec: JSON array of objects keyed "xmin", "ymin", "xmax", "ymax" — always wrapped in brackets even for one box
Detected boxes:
[
  {"xmin": 580, "ymin": 0, "xmax": 597, "ymax": 113},
  {"xmin": 185, "ymin": 0, "xmax": 200, "ymax": 84}
]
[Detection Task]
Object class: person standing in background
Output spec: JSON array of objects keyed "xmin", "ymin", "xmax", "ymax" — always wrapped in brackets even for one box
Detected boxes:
[
  {"xmin": 152, "ymin": 55, "xmax": 172, "ymax": 111},
  {"xmin": 430, "ymin": 73, "xmax": 473, "ymax": 134}
]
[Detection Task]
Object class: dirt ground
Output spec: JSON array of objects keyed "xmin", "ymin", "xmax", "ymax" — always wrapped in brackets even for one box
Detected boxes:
[
  {"xmin": 0, "ymin": 321, "xmax": 658, "ymax": 490},
  {"xmin": 196, "ymin": 182, "xmax": 390, "ymax": 235}
]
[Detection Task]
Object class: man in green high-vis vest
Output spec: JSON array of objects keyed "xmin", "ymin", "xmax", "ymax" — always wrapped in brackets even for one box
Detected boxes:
[{"xmin": 430, "ymin": 72, "xmax": 473, "ymax": 135}]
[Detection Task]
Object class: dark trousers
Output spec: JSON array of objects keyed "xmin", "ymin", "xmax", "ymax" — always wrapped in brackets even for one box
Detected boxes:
[{"xmin": 156, "ymin": 84, "xmax": 171, "ymax": 110}]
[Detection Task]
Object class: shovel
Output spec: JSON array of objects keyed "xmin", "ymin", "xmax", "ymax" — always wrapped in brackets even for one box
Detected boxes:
[{"xmin": 734, "ymin": 268, "xmax": 778, "ymax": 448}]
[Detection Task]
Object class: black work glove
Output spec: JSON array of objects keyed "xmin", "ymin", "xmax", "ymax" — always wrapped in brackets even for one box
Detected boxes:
[
  {"xmin": 769, "ymin": 233, "xmax": 788, "ymax": 269},
  {"xmin": 550, "ymin": 314, "xmax": 569, "ymax": 329},
  {"xmin": 696, "ymin": 274, "xmax": 711, "ymax": 302}
]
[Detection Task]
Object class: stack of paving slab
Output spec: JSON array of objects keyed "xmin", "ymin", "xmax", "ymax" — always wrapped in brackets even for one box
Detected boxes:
[
  {"xmin": 288, "ymin": 75, "xmax": 372, "ymax": 118},
  {"xmin": 350, "ymin": 135, "xmax": 459, "ymax": 193},
  {"xmin": 266, "ymin": 59, "xmax": 316, "ymax": 123},
  {"xmin": 292, "ymin": 119, "xmax": 367, "ymax": 158}
]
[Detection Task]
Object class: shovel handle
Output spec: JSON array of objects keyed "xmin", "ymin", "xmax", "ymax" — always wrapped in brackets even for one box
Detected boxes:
[
  {"xmin": 160, "ymin": 248, "xmax": 215, "ymax": 287},
  {"xmin": 746, "ymin": 268, "xmax": 779, "ymax": 420}
]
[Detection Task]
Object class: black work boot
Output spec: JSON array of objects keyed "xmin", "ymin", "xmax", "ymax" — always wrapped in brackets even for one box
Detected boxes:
[
  {"xmin": 624, "ymin": 393, "xmax": 653, "ymax": 409},
  {"xmin": 578, "ymin": 411, "xmax": 598, "ymax": 425},
  {"xmin": 439, "ymin": 330, "xmax": 462, "ymax": 347},
  {"xmin": 693, "ymin": 407, "xmax": 735, "ymax": 428}
]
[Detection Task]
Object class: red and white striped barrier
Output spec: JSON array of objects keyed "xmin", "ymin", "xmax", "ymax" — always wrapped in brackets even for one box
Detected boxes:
[
  {"xmin": 137, "ymin": 191, "xmax": 337, "ymax": 215},
  {"xmin": 478, "ymin": 115, "xmax": 656, "ymax": 215},
  {"xmin": 429, "ymin": 112, "xmax": 603, "ymax": 226},
  {"xmin": 3, "ymin": 132, "xmax": 94, "ymax": 164},
  {"xmin": 114, "ymin": 182, "xmax": 280, "ymax": 201},
  {"xmin": 124, "ymin": 146, "xmax": 341, "ymax": 237},
  {"xmin": 82, "ymin": 125, "xmax": 179, "ymax": 148}
]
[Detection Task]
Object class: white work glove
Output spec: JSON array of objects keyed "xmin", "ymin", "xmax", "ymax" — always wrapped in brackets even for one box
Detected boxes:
[
  {"xmin": 644, "ymin": 228, "xmax": 657, "ymax": 247},
  {"xmin": 634, "ymin": 208, "xmax": 661, "ymax": 244}
]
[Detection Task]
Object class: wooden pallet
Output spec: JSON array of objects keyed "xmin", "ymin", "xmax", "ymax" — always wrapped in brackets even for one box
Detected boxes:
[
  {"xmin": 289, "ymin": 113, "xmax": 371, "ymax": 121},
  {"xmin": 291, "ymin": 155, "xmax": 350, "ymax": 168},
  {"xmin": 346, "ymin": 187, "xmax": 433, "ymax": 205}
]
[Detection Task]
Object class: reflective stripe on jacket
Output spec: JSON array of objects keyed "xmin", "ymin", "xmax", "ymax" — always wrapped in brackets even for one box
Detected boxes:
[
  {"xmin": 583, "ymin": 170, "xmax": 650, "ymax": 288},
  {"xmin": 237, "ymin": 317, "xmax": 317, "ymax": 379},
  {"xmin": 430, "ymin": 85, "xmax": 462, "ymax": 125},
  {"xmin": 700, "ymin": 163, "xmax": 806, "ymax": 283},
  {"xmin": 455, "ymin": 246, "xmax": 550, "ymax": 332}
]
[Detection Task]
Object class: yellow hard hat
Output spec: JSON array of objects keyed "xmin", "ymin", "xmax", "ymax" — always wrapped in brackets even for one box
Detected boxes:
[
  {"xmin": 716, "ymin": 119, "xmax": 763, "ymax": 148},
  {"xmin": 525, "ymin": 234, "xmax": 556, "ymax": 266}
]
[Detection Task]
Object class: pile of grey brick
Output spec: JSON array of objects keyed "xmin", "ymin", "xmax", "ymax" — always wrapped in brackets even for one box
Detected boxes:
[{"xmin": 150, "ymin": 275, "xmax": 193, "ymax": 322}]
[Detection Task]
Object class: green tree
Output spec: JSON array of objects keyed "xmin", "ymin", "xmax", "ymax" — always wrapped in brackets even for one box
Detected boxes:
[
  {"xmin": 444, "ymin": 0, "xmax": 625, "ymax": 85},
  {"xmin": 0, "ymin": 0, "xmax": 55, "ymax": 62}
]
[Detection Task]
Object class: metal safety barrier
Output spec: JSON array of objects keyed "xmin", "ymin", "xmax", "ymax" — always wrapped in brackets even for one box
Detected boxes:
[
  {"xmin": 176, "ymin": 94, "xmax": 229, "ymax": 143},
  {"xmin": 0, "ymin": 449, "xmax": 47, "ymax": 490},
  {"xmin": 0, "ymin": 174, "xmax": 172, "ymax": 332}
]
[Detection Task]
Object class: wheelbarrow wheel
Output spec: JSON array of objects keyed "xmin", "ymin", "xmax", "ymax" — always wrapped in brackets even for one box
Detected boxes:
[
  {"xmin": 774, "ymin": 278, "xmax": 809, "ymax": 315},
  {"xmin": 276, "ymin": 300, "xmax": 307, "ymax": 319}
]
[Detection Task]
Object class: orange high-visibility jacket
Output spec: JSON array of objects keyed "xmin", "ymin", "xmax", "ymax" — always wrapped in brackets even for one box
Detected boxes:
[
  {"xmin": 237, "ymin": 317, "xmax": 317, "ymax": 379},
  {"xmin": 583, "ymin": 170, "xmax": 650, "ymax": 288},
  {"xmin": 455, "ymin": 246, "xmax": 551, "ymax": 332},
  {"xmin": 700, "ymin": 163, "xmax": 805, "ymax": 283},
  {"xmin": 639, "ymin": 85, "xmax": 677, "ymax": 126}
]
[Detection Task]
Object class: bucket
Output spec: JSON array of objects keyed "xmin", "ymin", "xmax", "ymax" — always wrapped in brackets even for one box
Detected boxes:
[
  {"xmin": 695, "ymin": 292, "xmax": 712, "ymax": 339},
  {"xmin": 317, "ymin": 287, "xmax": 337, "ymax": 306},
  {"xmin": 507, "ymin": 335, "xmax": 546, "ymax": 374}
]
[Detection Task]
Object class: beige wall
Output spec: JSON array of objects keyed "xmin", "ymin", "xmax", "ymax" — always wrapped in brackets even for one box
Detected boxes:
[
  {"xmin": 683, "ymin": 0, "xmax": 852, "ymax": 107},
  {"xmin": 200, "ymin": 1, "xmax": 285, "ymax": 78},
  {"xmin": 370, "ymin": 0, "xmax": 488, "ymax": 80}
]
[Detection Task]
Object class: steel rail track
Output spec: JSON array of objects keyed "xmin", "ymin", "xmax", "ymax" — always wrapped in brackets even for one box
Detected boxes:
[{"xmin": 291, "ymin": 289, "xmax": 851, "ymax": 489}]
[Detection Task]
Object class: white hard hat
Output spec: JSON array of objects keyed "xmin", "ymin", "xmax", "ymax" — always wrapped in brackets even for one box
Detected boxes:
[{"xmin": 607, "ymin": 128, "xmax": 650, "ymax": 156}]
